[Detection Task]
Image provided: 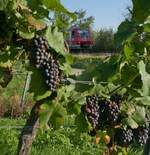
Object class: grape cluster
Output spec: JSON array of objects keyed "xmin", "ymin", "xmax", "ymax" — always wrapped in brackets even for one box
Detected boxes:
[
  {"xmin": 32, "ymin": 36, "xmax": 50, "ymax": 68},
  {"xmin": 31, "ymin": 36, "xmax": 61, "ymax": 92},
  {"xmin": 103, "ymin": 100, "xmax": 120, "ymax": 124},
  {"xmin": 83, "ymin": 95, "xmax": 99, "ymax": 128},
  {"xmin": 97, "ymin": 99, "xmax": 120, "ymax": 130},
  {"xmin": 44, "ymin": 57, "xmax": 61, "ymax": 92},
  {"xmin": 96, "ymin": 100, "xmax": 107, "ymax": 130},
  {"xmin": 82, "ymin": 94, "xmax": 150, "ymax": 148},
  {"xmin": 133, "ymin": 126, "xmax": 149, "ymax": 145},
  {"xmin": 114, "ymin": 125, "xmax": 149, "ymax": 147},
  {"xmin": 115, "ymin": 128, "xmax": 133, "ymax": 146},
  {"xmin": 82, "ymin": 94, "xmax": 121, "ymax": 131}
]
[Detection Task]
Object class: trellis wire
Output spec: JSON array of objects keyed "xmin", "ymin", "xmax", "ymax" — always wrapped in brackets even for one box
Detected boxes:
[
  {"xmin": 12, "ymin": 71, "xmax": 108, "ymax": 85},
  {"xmin": 63, "ymin": 78, "xmax": 107, "ymax": 85}
]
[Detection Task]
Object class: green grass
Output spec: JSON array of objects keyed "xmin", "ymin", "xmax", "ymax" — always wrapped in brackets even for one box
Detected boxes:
[
  {"xmin": 0, "ymin": 118, "xmax": 107, "ymax": 155},
  {"xmin": 32, "ymin": 128, "xmax": 106, "ymax": 155},
  {"xmin": 0, "ymin": 118, "xmax": 25, "ymax": 126},
  {"xmin": 128, "ymin": 146, "xmax": 144, "ymax": 155},
  {"xmin": 72, "ymin": 56, "xmax": 104, "ymax": 69},
  {"xmin": 0, "ymin": 118, "xmax": 144, "ymax": 155}
]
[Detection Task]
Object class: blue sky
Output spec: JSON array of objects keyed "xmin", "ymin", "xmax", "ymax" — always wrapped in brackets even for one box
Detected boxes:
[{"xmin": 61, "ymin": 0, "xmax": 131, "ymax": 30}]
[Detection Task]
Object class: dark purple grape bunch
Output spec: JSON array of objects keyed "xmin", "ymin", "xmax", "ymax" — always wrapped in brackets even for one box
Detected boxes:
[
  {"xmin": 133, "ymin": 125, "xmax": 149, "ymax": 145},
  {"xmin": 44, "ymin": 57, "xmax": 61, "ymax": 92},
  {"xmin": 114, "ymin": 127, "xmax": 134, "ymax": 146},
  {"xmin": 98, "ymin": 96, "xmax": 121, "ymax": 127},
  {"xmin": 32, "ymin": 36, "xmax": 50, "ymax": 68},
  {"xmin": 106, "ymin": 101, "xmax": 120, "ymax": 123},
  {"xmin": 83, "ymin": 95, "xmax": 99, "ymax": 128},
  {"xmin": 96, "ymin": 99, "xmax": 108, "ymax": 130},
  {"xmin": 107, "ymin": 94, "xmax": 122, "ymax": 123},
  {"xmin": 31, "ymin": 36, "xmax": 62, "ymax": 92}
]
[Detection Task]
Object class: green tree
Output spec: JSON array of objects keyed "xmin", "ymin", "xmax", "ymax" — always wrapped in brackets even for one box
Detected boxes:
[
  {"xmin": 92, "ymin": 28, "xmax": 116, "ymax": 52},
  {"xmin": 54, "ymin": 9, "xmax": 94, "ymax": 31},
  {"xmin": 73, "ymin": 9, "xmax": 94, "ymax": 29}
]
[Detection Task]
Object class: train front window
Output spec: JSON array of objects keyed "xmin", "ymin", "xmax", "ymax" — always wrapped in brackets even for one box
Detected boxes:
[{"xmin": 79, "ymin": 30, "xmax": 89, "ymax": 38}]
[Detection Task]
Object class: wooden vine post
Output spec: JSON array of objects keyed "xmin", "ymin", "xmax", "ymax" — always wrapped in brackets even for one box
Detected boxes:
[{"xmin": 17, "ymin": 102, "xmax": 41, "ymax": 155}]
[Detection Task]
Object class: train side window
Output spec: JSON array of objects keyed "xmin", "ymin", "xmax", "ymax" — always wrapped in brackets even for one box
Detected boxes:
[{"xmin": 72, "ymin": 31, "xmax": 75, "ymax": 38}]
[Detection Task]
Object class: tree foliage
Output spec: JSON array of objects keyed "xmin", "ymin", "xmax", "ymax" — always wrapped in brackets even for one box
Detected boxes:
[
  {"xmin": 54, "ymin": 9, "xmax": 94, "ymax": 33},
  {"xmin": 92, "ymin": 28, "xmax": 116, "ymax": 52},
  {"xmin": 73, "ymin": 9, "xmax": 95, "ymax": 29}
]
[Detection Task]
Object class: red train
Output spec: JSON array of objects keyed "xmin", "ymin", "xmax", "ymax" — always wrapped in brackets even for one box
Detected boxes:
[{"xmin": 66, "ymin": 27, "xmax": 93, "ymax": 50}]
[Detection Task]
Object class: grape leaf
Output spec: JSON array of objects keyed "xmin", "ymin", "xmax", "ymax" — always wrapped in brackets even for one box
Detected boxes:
[
  {"xmin": 45, "ymin": 26, "xmax": 65, "ymax": 55},
  {"xmin": 124, "ymin": 106, "xmax": 145, "ymax": 128},
  {"xmin": 39, "ymin": 101, "xmax": 67, "ymax": 129},
  {"xmin": 0, "ymin": 60, "xmax": 12, "ymax": 68},
  {"xmin": 0, "ymin": 0, "xmax": 9, "ymax": 11},
  {"xmin": 60, "ymin": 62, "xmax": 72, "ymax": 76},
  {"xmin": 6, "ymin": 0, "xmax": 17, "ymax": 10},
  {"xmin": 114, "ymin": 20, "xmax": 136, "ymax": 47},
  {"xmin": 27, "ymin": 0, "xmax": 39, "ymax": 9},
  {"xmin": 39, "ymin": 0, "xmax": 76, "ymax": 20},
  {"xmin": 65, "ymin": 54, "xmax": 74, "ymax": 65},
  {"xmin": 138, "ymin": 61, "xmax": 150, "ymax": 96},
  {"xmin": 39, "ymin": 101, "xmax": 54, "ymax": 128},
  {"xmin": 132, "ymin": 0, "xmax": 150, "ymax": 23},
  {"xmin": 67, "ymin": 99, "xmax": 82, "ymax": 115},
  {"xmin": 125, "ymin": 117, "xmax": 138, "ymax": 129},
  {"xmin": 28, "ymin": 66, "xmax": 51, "ymax": 101},
  {"xmin": 120, "ymin": 63, "xmax": 141, "ymax": 89},
  {"xmin": 18, "ymin": 30, "xmax": 35, "ymax": 39},
  {"xmin": 49, "ymin": 103, "xmax": 67, "ymax": 129},
  {"xmin": 123, "ymin": 42, "xmax": 134, "ymax": 60},
  {"xmin": 75, "ymin": 113, "xmax": 89, "ymax": 133},
  {"xmin": 132, "ymin": 106, "xmax": 146, "ymax": 125},
  {"xmin": 135, "ymin": 96, "xmax": 150, "ymax": 106},
  {"xmin": 27, "ymin": 15, "xmax": 47, "ymax": 31},
  {"xmin": 143, "ymin": 23, "xmax": 150, "ymax": 32}
]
